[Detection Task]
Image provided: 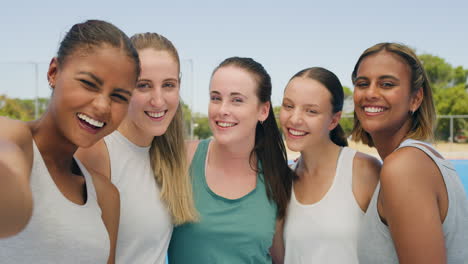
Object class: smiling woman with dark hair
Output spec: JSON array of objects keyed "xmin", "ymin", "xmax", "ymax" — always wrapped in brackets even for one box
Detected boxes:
[
  {"xmin": 0, "ymin": 19, "xmax": 140, "ymax": 264},
  {"xmin": 353, "ymin": 42, "xmax": 468, "ymax": 264}
]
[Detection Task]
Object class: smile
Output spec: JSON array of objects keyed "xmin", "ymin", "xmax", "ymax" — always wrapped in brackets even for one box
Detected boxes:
[
  {"xmin": 216, "ymin": 121, "xmax": 237, "ymax": 128},
  {"xmin": 77, "ymin": 113, "xmax": 105, "ymax": 128},
  {"xmin": 364, "ymin": 106, "xmax": 386, "ymax": 113},
  {"xmin": 288, "ymin": 128, "xmax": 308, "ymax": 137},
  {"xmin": 145, "ymin": 110, "xmax": 167, "ymax": 119}
]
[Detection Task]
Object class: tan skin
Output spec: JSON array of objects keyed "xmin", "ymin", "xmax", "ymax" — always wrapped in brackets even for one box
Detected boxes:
[
  {"xmin": 186, "ymin": 66, "xmax": 283, "ymax": 263},
  {"xmin": 354, "ymin": 51, "xmax": 448, "ymax": 263},
  {"xmin": 272, "ymin": 77, "xmax": 381, "ymax": 262},
  {"xmin": 0, "ymin": 45, "xmax": 137, "ymax": 264}
]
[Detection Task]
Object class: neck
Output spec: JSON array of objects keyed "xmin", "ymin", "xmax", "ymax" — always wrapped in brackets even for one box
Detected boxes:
[
  {"xmin": 118, "ymin": 118, "xmax": 153, "ymax": 147},
  {"xmin": 29, "ymin": 114, "xmax": 78, "ymax": 171},
  {"xmin": 209, "ymin": 137, "xmax": 256, "ymax": 170},
  {"xmin": 371, "ymin": 119, "xmax": 413, "ymax": 160},
  {"xmin": 299, "ymin": 138, "xmax": 341, "ymax": 177}
]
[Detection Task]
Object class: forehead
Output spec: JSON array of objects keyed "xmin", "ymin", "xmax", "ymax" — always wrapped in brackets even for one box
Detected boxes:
[
  {"xmin": 357, "ymin": 51, "xmax": 411, "ymax": 78},
  {"xmin": 61, "ymin": 45, "xmax": 137, "ymax": 85},
  {"xmin": 285, "ymin": 77, "xmax": 331, "ymax": 103},
  {"xmin": 138, "ymin": 49, "xmax": 179, "ymax": 78},
  {"xmin": 210, "ymin": 66, "xmax": 258, "ymax": 95}
]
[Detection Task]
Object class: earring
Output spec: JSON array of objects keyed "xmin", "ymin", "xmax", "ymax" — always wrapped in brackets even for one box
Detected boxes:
[
  {"xmin": 409, "ymin": 109, "xmax": 414, "ymax": 115},
  {"xmin": 259, "ymin": 120, "xmax": 264, "ymax": 125}
]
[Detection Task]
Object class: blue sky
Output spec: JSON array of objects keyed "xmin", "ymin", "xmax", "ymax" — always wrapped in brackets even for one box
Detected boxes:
[{"xmin": 0, "ymin": 0, "xmax": 467, "ymax": 114}]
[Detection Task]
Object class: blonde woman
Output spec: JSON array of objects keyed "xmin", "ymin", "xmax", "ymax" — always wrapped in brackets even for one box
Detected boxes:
[{"xmin": 76, "ymin": 33, "xmax": 197, "ymax": 264}]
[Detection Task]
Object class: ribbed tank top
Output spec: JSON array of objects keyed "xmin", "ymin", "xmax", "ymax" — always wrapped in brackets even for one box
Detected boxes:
[
  {"xmin": 358, "ymin": 139, "xmax": 468, "ymax": 263},
  {"xmin": 104, "ymin": 131, "xmax": 173, "ymax": 264},
  {"xmin": 284, "ymin": 147, "xmax": 363, "ymax": 264},
  {"xmin": 168, "ymin": 139, "xmax": 277, "ymax": 264},
  {"xmin": 0, "ymin": 140, "xmax": 110, "ymax": 263}
]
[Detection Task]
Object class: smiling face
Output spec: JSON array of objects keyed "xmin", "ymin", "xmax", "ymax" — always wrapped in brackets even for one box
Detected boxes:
[
  {"xmin": 122, "ymin": 49, "xmax": 180, "ymax": 145},
  {"xmin": 208, "ymin": 66, "xmax": 269, "ymax": 146},
  {"xmin": 47, "ymin": 44, "xmax": 137, "ymax": 148},
  {"xmin": 353, "ymin": 51, "xmax": 422, "ymax": 138},
  {"xmin": 279, "ymin": 77, "xmax": 340, "ymax": 152}
]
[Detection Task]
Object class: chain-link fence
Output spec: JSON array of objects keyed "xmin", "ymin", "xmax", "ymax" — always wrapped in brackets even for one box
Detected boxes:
[{"xmin": 340, "ymin": 115, "xmax": 468, "ymax": 143}]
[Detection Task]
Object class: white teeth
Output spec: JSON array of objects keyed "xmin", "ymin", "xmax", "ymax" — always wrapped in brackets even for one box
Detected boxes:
[
  {"xmin": 218, "ymin": 122, "xmax": 236, "ymax": 128},
  {"xmin": 289, "ymin": 129, "xmax": 306, "ymax": 136},
  {"xmin": 77, "ymin": 113, "xmax": 104, "ymax": 128},
  {"xmin": 364, "ymin": 107, "xmax": 385, "ymax": 113},
  {"xmin": 147, "ymin": 111, "xmax": 165, "ymax": 118}
]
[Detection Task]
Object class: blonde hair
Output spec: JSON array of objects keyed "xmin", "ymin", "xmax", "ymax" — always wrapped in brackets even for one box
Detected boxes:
[
  {"xmin": 131, "ymin": 33, "xmax": 198, "ymax": 225},
  {"xmin": 351, "ymin": 42, "xmax": 436, "ymax": 147}
]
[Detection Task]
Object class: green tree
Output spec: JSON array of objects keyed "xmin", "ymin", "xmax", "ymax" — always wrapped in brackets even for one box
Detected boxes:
[{"xmin": 193, "ymin": 114, "xmax": 212, "ymax": 139}]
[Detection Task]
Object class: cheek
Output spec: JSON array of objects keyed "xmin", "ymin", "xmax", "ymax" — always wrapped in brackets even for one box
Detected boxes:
[
  {"xmin": 279, "ymin": 110, "xmax": 288, "ymax": 127},
  {"xmin": 166, "ymin": 92, "xmax": 180, "ymax": 109},
  {"xmin": 112, "ymin": 103, "xmax": 130, "ymax": 123}
]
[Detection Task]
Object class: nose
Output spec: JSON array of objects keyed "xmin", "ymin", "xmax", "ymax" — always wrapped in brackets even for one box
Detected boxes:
[
  {"xmin": 365, "ymin": 83, "xmax": 380, "ymax": 101},
  {"xmin": 92, "ymin": 94, "xmax": 111, "ymax": 119},
  {"xmin": 149, "ymin": 87, "xmax": 164, "ymax": 108},
  {"xmin": 218, "ymin": 100, "xmax": 231, "ymax": 116},
  {"xmin": 289, "ymin": 109, "xmax": 303, "ymax": 126}
]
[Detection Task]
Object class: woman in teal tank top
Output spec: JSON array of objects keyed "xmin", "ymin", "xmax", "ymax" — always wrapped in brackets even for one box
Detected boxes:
[{"xmin": 169, "ymin": 57, "xmax": 294, "ymax": 263}]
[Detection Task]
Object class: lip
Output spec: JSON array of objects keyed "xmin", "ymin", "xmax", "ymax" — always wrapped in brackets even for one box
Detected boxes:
[
  {"xmin": 215, "ymin": 120, "xmax": 238, "ymax": 130},
  {"xmin": 145, "ymin": 110, "xmax": 167, "ymax": 121},
  {"xmin": 360, "ymin": 105, "xmax": 388, "ymax": 116},
  {"xmin": 286, "ymin": 127, "xmax": 309, "ymax": 139},
  {"xmin": 76, "ymin": 114, "xmax": 104, "ymax": 134}
]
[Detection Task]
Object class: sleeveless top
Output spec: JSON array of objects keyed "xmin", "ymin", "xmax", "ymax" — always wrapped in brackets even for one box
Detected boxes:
[
  {"xmin": 105, "ymin": 131, "xmax": 173, "ymax": 264},
  {"xmin": 358, "ymin": 139, "xmax": 468, "ymax": 263},
  {"xmin": 168, "ymin": 139, "xmax": 277, "ymax": 263},
  {"xmin": 284, "ymin": 147, "xmax": 364, "ymax": 264},
  {"xmin": 0, "ymin": 140, "xmax": 110, "ymax": 263}
]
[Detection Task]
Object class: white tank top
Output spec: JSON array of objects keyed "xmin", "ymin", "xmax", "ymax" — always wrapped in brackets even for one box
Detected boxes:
[
  {"xmin": 284, "ymin": 147, "xmax": 363, "ymax": 264},
  {"xmin": 358, "ymin": 139, "xmax": 468, "ymax": 263},
  {"xmin": 0, "ymin": 140, "xmax": 110, "ymax": 263},
  {"xmin": 105, "ymin": 131, "xmax": 173, "ymax": 264}
]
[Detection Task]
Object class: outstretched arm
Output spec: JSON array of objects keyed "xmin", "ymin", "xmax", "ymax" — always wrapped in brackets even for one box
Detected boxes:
[{"xmin": 0, "ymin": 117, "xmax": 34, "ymax": 238}]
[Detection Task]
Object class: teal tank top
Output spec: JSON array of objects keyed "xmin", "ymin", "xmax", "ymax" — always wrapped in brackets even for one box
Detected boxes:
[{"xmin": 168, "ymin": 139, "xmax": 277, "ymax": 263}]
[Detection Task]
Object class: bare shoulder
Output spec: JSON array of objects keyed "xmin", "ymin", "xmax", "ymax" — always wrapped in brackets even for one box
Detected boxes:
[
  {"xmin": 381, "ymin": 147, "xmax": 440, "ymax": 194},
  {"xmin": 75, "ymin": 139, "xmax": 111, "ymax": 179},
  {"xmin": 0, "ymin": 117, "xmax": 34, "ymax": 160},
  {"xmin": 352, "ymin": 151, "xmax": 381, "ymax": 212},
  {"xmin": 185, "ymin": 140, "xmax": 200, "ymax": 164},
  {"xmin": 91, "ymin": 172, "xmax": 119, "ymax": 209},
  {"xmin": 354, "ymin": 151, "xmax": 382, "ymax": 180},
  {"xmin": 0, "ymin": 117, "xmax": 33, "ymax": 147}
]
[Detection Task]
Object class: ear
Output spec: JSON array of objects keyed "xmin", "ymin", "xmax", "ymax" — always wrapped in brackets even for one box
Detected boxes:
[
  {"xmin": 410, "ymin": 87, "xmax": 424, "ymax": 112},
  {"xmin": 258, "ymin": 101, "xmax": 270, "ymax": 123},
  {"xmin": 328, "ymin": 111, "xmax": 342, "ymax": 131},
  {"xmin": 47, "ymin": 57, "xmax": 59, "ymax": 89}
]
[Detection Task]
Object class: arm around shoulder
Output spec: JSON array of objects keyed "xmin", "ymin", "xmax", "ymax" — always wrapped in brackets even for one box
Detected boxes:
[{"xmin": 0, "ymin": 117, "xmax": 34, "ymax": 237}]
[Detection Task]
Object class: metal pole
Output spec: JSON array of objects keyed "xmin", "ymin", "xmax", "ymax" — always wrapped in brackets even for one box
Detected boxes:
[
  {"xmin": 450, "ymin": 116, "xmax": 453, "ymax": 143},
  {"xmin": 34, "ymin": 62, "xmax": 39, "ymax": 119},
  {"xmin": 188, "ymin": 59, "xmax": 195, "ymax": 140}
]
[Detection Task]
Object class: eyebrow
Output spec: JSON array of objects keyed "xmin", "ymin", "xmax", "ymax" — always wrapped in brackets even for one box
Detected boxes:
[
  {"xmin": 115, "ymin": 88, "xmax": 132, "ymax": 97},
  {"xmin": 378, "ymin": 75, "xmax": 400, "ymax": 81},
  {"xmin": 78, "ymin": 71, "xmax": 103, "ymax": 86},
  {"xmin": 354, "ymin": 75, "xmax": 400, "ymax": 82},
  {"xmin": 210, "ymin": 91, "xmax": 247, "ymax": 98}
]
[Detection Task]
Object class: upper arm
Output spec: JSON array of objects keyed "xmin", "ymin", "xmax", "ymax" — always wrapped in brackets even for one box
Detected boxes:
[
  {"xmin": 352, "ymin": 152, "xmax": 381, "ymax": 212},
  {"xmin": 185, "ymin": 140, "xmax": 200, "ymax": 165},
  {"xmin": 379, "ymin": 149, "xmax": 446, "ymax": 264},
  {"xmin": 270, "ymin": 219, "xmax": 285, "ymax": 264},
  {"xmin": 75, "ymin": 139, "xmax": 111, "ymax": 180},
  {"xmin": 93, "ymin": 175, "xmax": 120, "ymax": 264},
  {"xmin": 0, "ymin": 117, "xmax": 34, "ymax": 237}
]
